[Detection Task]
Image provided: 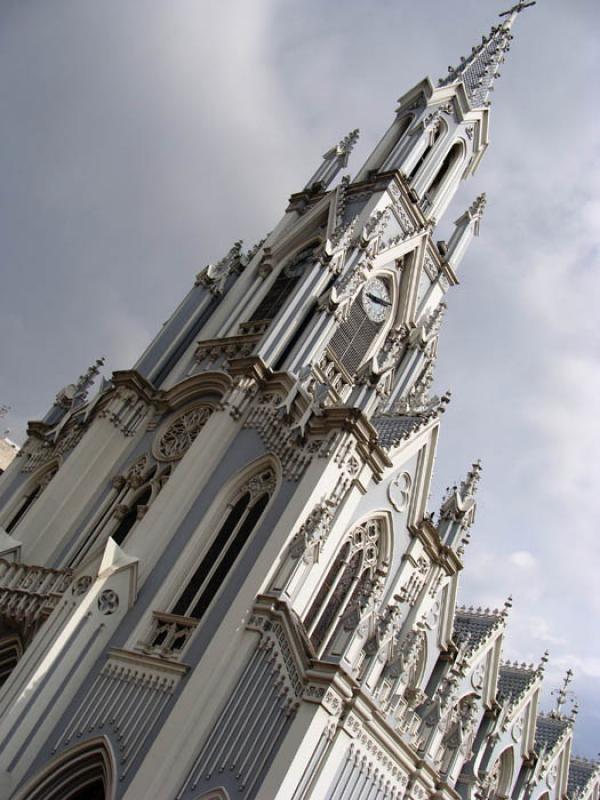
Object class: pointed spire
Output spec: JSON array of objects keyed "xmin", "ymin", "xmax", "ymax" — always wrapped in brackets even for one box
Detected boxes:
[
  {"xmin": 305, "ymin": 129, "xmax": 360, "ymax": 191},
  {"xmin": 439, "ymin": 3, "xmax": 536, "ymax": 108},
  {"xmin": 445, "ymin": 192, "xmax": 487, "ymax": 271}
]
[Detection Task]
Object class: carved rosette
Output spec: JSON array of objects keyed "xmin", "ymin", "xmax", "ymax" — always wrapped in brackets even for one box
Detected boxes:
[{"xmin": 153, "ymin": 405, "xmax": 213, "ymax": 462}]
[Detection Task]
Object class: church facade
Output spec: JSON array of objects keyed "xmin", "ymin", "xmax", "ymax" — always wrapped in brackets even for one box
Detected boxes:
[{"xmin": 0, "ymin": 5, "xmax": 597, "ymax": 800}]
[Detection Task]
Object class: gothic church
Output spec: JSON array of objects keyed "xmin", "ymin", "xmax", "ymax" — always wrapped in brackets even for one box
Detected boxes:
[{"xmin": 0, "ymin": 4, "xmax": 597, "ymax": 800}]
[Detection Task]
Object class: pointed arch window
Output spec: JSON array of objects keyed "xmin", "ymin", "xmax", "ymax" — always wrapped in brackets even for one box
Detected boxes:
[
  {"xmin": 67, "ymin": 461, "xmax": 171, "ymax": 568},
  {"xmin": 305, "ymin": 518, "xmax": 384, "ymax": 655},
  {"xmin": 249, "ymin": 245, "xmax": 316, "ymax": 323},
  {"xmin": 407, "ymin": 119, "xmax": 446, "ymax": 181},
  {"xmin": 171, "ymin": 467, "xmax": 276, "ymax": 622},
  {"xmin": 383, "ymin": 113, "xmax": 416, "ymax": 172},
  {"xmin": 5, "ymin": 464, "xmax": 58, "ymax": 534},
  {"xmin": 424, "ymin": 140, "xmax": 465, "ymax": 207}
]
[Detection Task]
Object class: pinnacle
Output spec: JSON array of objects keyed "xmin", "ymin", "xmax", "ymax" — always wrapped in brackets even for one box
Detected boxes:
[
  {"xmin": 337, "ymin": 128, "xmax": 360, "ymax": 156},
  {"xmin": 470, "ymin": 193, "xmax": 487, "ymax": 218}
]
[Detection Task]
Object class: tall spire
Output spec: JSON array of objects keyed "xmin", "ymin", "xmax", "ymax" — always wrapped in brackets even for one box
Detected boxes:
[{"xmin": 438, "ymin": 2, "xmax": 536, "ymax": 109}]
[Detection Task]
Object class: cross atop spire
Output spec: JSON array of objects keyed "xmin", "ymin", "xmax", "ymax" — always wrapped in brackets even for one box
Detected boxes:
[
  {"xmin": 499, "ymin": 1, "xmax": 536, "ymax": 20},
  {"xmin": 439, "ymin": 2, "xmax": 536, "ymax": 109}
]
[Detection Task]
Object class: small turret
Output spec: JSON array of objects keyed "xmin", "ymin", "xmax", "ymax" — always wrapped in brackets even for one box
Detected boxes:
[
  {"xmin": 445, "ymin": 193, "xmax": 487, "ymax": 271},
  {"xmin": 438, "ymin": 460, "xmax": 482, "ymax": 551},
  {"xmin": 305, "ymin": 129, "xmax": 360, "ymax": 191}
]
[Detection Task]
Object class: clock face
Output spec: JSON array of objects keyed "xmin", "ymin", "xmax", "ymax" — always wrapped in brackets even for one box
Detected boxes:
[{"xmin": 361, "ymin": 278, "xmax": 392, "ymax": 323}]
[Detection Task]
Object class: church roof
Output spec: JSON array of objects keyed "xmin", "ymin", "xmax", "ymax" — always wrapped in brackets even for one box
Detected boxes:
[
  {"xmin": 453, "ymin": 606, "xmax": 504, "ymax": 654},
  {"xmin": 372, "ymin": 415, "xmax": 423, "ymax": 448},
  {"xmin": 497, "ymin": 662, "xmax": 537, "ymax": 707},
  {"xmin": 534, "ymin": 713, "xmax": 571, "ymax": 755},
  {"xmin": 568, "ymin": 757, "xmax": 600, "ymax": 798}
]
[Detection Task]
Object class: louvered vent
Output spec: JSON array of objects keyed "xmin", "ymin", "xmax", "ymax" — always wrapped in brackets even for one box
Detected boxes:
[{"xmin": 329, "ymin": 299, "xmax": 382, "ymax": 374}]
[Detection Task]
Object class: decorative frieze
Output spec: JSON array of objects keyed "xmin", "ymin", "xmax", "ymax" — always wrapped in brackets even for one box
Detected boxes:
[{"xmin": 244, "ymin": 392, "xmax": 333, "ymax": 481}]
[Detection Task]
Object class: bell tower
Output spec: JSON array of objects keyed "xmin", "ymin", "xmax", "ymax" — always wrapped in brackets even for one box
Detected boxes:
[{"xmin": 0, "ymin": 4, "xmax": 597, "ymax": 800}]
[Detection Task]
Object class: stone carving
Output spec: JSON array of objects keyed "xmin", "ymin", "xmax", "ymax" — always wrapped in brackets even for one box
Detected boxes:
[
  {"xmin": 388, "ymin": 471, "xmax": 412, "ymax": 512},
  {"xmin": 195, "ymin": 240, "xmax": 246, "ymax": 296},
  {"xmin": 71, "ymin": 575, "xmax": 93, "ymax": 596},
  {"xmin": 153, "ymin": 406, "xmax": 213, "ymax": 462},
  {"xmin": 290, "ymin": 501, "xmax": 335, "ymax": 562},
  {"xmin": 97, "ymin": 589, "xmax": 119, "ymax": 615}
]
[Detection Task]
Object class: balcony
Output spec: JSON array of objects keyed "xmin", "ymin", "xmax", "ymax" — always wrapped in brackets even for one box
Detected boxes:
[
  {"xmin": 188, "ymin": 330, "xmax": 264, "ymax": 376},
  {"xmin": 138, "ymin": 611, "xmax": 198, "ymax": 660},
  {"xmin": 0, "ymin": 559, "xmax": 72, "ymax": 637}
]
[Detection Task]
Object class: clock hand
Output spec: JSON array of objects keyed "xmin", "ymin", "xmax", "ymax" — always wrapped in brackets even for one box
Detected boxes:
[{"xmin": 366, "ymin": 292, "xmax": 392, "ymax": 307}]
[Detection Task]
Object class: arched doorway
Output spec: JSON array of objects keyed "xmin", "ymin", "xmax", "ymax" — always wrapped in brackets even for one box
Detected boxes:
[{"xmin": 15, "ymin": 738, "xmax": 115, "ymax": 800}]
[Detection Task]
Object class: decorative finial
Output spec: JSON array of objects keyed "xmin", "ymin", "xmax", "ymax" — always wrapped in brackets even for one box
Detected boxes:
[
  {"xmin": 501, "ymin": 595, "xmax": 513, "ymax": 618},
  {"xmin": 55, "ymin": 357, "xmax": 105, "ymax": 410},
  {"xmin": 538, "ymin": 649, "xmax": 550, "ymax": 672},
  {"xmin": 0, "ymin": 404, "xmax": 9, "ymax": 419},
  {"xmin": 470, "ymin": 193, "xmax": 487, "ymax": 219},
  {"xmin": 336, "ymin": 129, "xmax": 360, "ymax": 157},
  {"xmin": 305, "ymin": 128, "xmax": 360, "ymax": 191},
  {"xmin": 551, "ymin": 668, "xmax": 575, "ymax": 716},
  {"xmin": 460, "ymin": 460, "xmax": 483, "ymax": 500}
]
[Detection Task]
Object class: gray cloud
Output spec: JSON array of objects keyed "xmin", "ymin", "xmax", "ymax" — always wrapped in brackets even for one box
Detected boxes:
[{"xmin": 1, "ymin": 0, "xmax": 598, "ymax": 754}]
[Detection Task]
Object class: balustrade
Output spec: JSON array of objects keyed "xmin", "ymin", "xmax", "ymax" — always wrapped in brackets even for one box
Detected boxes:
[
  {"xmin": 0, "ymin": 558, "xmax": 72, "ymax": 635},
  {"xmin": 139, "ymin": 611, "xmax": 198, "ymax": 659},
  {"xmin": 188, "ymin": 332, "xmax": 263, "ymax": 375}
]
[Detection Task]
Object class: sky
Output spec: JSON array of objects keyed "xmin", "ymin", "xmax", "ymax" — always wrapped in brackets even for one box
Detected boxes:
[{"xmin": 1, "ymin": 0, "xmax": 599, "ymax": 756}]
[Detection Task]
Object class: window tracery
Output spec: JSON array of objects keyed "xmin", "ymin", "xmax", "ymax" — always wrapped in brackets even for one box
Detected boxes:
[
  {"xmin": 68, "ymin": 459, "xmax": 170, "ymax": 567},
  {"xmin": 304, "ymin": 518, "xmax": 385, "ymax": 655},
  {"xmin": 153, "ymin": 405, "xmax": 213, "ymax": 462}
]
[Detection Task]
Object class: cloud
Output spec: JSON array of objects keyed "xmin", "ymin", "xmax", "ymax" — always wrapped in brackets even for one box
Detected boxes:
[{"xmin": 0, "ymin": 0, "xmax": 598, "ymax": 754}]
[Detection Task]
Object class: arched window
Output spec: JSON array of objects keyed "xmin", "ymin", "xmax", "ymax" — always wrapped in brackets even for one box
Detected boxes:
[
  {"xmin": 0, "ymin": 632, "xmax": 23, "ymax": 687},
  {"xmin": 249, "ymin": 245, "xmax": 316, "ymax": 323},
  {"xmin": 305, "ymin": 518, "xmax": 384, "ymax": 654},
  {"xmin": 328, "ymin": 278, "xmax": 392, "ymax": 374},
  {"xmin": 111, "ymin": 485, "xmax": 153, "ymax": 546},
  {"xmin": 15, "ymin": 738, "xmax": 114, "ymax": 800},
  {"xmin": 383, "ymin": 113, "xmax": 416, "ymax": 172},
  {"xmin": 407, "ymin": 120, "xmax": 446, "ymax": 181},
  {"xmin": 424, "ymin": 140, "xmax": 465, "ymax": 205},
  {"xmin": 170, "ymin": 467, "xmax": 276, "ymax": 622},
  {"xmin": 485, "ymin": 748, "xmax": 515, "ymax": 800},
  {"xmin": 5, "ymin": 464, "xmax": 58, "ymax": 534},
  {"xmin": 67, "ymin": 461, "xmax": 170, "ymax": 568}
]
